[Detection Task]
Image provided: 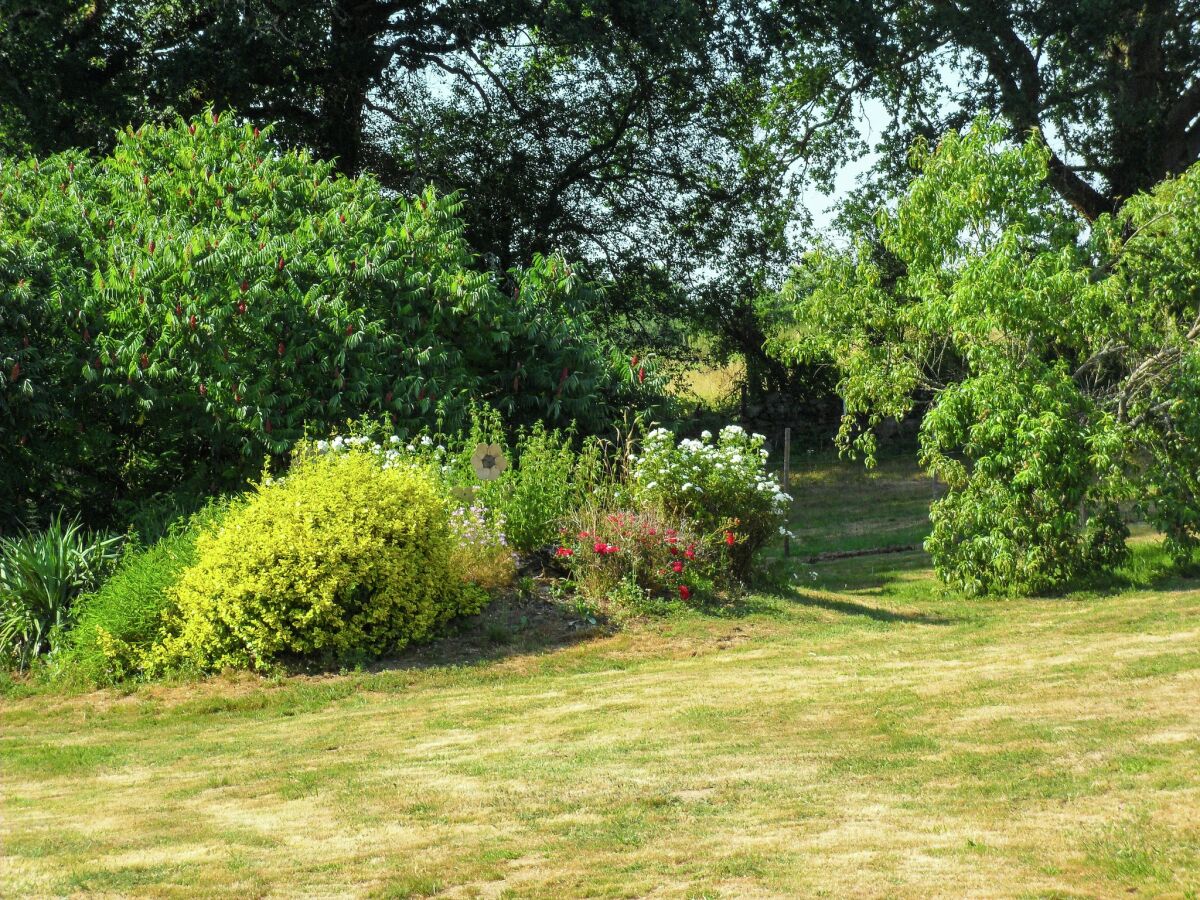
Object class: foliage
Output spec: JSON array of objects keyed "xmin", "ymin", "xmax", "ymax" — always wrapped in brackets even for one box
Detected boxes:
[
  {"xmin": 555, "ymin": 505, "xmax": 713, "ymax": 609},
  {"xmin": 631, "ymin": 425, "xmax": 790, "ymax": 578},
  {"xmin": 763, "ymin": 119, "xmax": 1200, "ymax": 594},
  {"xmin": 150, "ymin": 446, "xmax": 485, "ymax": 673},
  {"xmin": 0, "ymin": 110, "xmax": 633, "ymax": 524},
  {"xmin": 762, "ymin": 0, "xmax": 1200, "ymax": 222},
  {"xmin": 0, "ymin": 2, "xmax": 804, "ymax": 414},
  {"xmin": 58, "ymin": 512, "xmax": 214, "ymax": 685},
  {"xmin": 480, "ymin": 424, "xmax": 604, "ymax": 553},
  {"xmin": 0, "ymin": 515, "xmax": 122, "ymax": 668}
]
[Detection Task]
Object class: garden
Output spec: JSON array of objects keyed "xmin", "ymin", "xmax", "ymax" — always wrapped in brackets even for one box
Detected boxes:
[{"xmin": 3, "ymin": 2, "xmax": 1200, "ymax": 896}]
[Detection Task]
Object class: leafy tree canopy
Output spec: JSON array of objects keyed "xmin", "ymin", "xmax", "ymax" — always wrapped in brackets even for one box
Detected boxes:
[
  {"xmin": 762, "ymin": 0, "xmax": 1200, "ymax": 220},
  {"xmin": 0, "ymin": 1, "xmax": 796, "ymax": 368},
  {"xmin": 763, "ymin": 119, "xmax": 1200, "ymax": 594},
  {"xmin": 0, "ymin": 111, "xmax": 637, "ymax": 523}
]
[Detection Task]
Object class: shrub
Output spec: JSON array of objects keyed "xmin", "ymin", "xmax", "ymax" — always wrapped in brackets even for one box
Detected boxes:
[
  {"xmin": 0, "ymin": 515, "xmax": 122, "ymax": 669},
  {"xmin": 476, "ymin": 423, "xmax": 605, "ymax": 553},
  {"xmin": 151, "ymin": 447, "xmax": 485, "ymax": 673},
  {"xmin": 59, "ymin": 510, "xmax": 216, "ymax": 685},
  {"xmin": 921, "ymin": 369, "xmax": 1128, "ymax": 596},
  {"xmin": 0, "ymin": 110, "xmax": 637, "ymax": 524},
  {"xmin": 631, "ymin": 426, "xmax": 790, "ymax": 578},
  {"xmin": 554, "ymin": 504, "xmax": 715, "ymax": 607}
]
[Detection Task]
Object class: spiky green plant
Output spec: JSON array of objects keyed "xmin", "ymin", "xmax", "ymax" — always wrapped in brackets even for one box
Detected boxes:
[{"xmin": 0, "ymin": 515, "xmax": 122, "ymax": 669}]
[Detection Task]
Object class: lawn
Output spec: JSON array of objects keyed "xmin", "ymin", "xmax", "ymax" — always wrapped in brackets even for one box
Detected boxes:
[{"xmin": 3, "ymin": 456, "xmax": 1199, "ymax": 898}]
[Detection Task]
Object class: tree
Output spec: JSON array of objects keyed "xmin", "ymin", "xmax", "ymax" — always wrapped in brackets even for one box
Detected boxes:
[
  {"xmin": 763, "ymin": 0, "xmax": 1200, "ymax": 220},
  {"xmin": 0, "ymin": 112, "xmax": 634, "ymax": 525},
  {"xmin": 0, "ymin": 1, "xmax": 808, "ymax": 389},
  {"xmin": 762, "ymin": 120, "xmax": 1200, "ymax": 594}
]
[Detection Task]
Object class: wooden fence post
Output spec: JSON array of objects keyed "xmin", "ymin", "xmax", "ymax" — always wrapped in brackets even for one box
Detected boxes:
[{"xmin": 782, "ymin": 426, "xmax": 791, "ymax": 558}]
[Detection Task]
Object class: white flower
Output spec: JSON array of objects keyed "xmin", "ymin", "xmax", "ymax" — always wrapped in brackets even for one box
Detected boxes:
[
  {"xmin": 389, "ymin": 434, "xmax": 400, "ymax": 444},
  {"xmin": 700, "ymin": 430, "xmax": 712, "ymax": 441},
  {"xmin": 420, "ymin": 435, "xmax": 433, "ymax": 446}
]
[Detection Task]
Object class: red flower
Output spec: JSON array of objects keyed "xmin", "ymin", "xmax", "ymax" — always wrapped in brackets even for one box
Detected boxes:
[
  {"xmin": 594, "ymin": 541, "xmax": 606, "ymax": 554},
  {"xmin": 679, "ymin": 585, "xmax": 691, "ymax": 601},
  {"xmin": 671, "ymin": 560, "xmax": 684, "ymax": 573},
  {"xmin": 725, "ymin": 531, "xmax": 736, "ymax": 546},
  {"xmin": 684, "ymin": 548, "xmax": 696, "ymax": 560},
  {"xmin": 555, "ymin": 547, "xmax": 574, "ymax": 558}
]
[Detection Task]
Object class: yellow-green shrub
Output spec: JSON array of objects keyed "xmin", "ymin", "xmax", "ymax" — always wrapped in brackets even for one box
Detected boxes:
[{"xmin": 152, "ymin": 449, "xmax": 484, "ymax": 672}]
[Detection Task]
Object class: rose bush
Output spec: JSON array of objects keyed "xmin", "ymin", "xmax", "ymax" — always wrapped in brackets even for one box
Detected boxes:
[
  {"xmin": 554, "ymin": 506, "xmax": 716, "ymax": 607},
  {"xmin": 631, "ymin": 426, "xmax": 791, "ymax": 578}
]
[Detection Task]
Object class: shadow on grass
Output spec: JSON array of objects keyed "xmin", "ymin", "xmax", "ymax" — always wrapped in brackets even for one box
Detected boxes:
[
  {"xmin": 786, "ymin": 591, "xmax": 955, "ymax": 625},
  {"xmin": 703, "ymin": 551, "xmax": 958, "ymax": 626},
  {"xmin": 284, "ymin": 587, "xmax": 613, "ymax": 677},
  {"xmin": 1064, "ymin": 547, "xmax": 1200, "ymax": 599}
]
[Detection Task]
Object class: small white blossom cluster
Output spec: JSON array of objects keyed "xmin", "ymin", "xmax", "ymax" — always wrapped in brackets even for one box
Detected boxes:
[
  {"xmin": 313, "ymin": 432, "xmax": 449, "ymax": 472},
  {"xmin": 633, "ymin": 425, "xmax": 792, "ymax": 518},
  {"xmin": 629, "ymin": 424, "xmax": 794, "ymax": 557}
]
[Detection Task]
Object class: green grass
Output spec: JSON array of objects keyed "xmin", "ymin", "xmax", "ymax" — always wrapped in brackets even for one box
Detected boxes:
[
  {"xmin": 783, "ymin": 443, "xmax": 938, "ymax": 556},
  {"xmin": 3, "ymin": 454, "xmax": 1199, "ymax": 897}
]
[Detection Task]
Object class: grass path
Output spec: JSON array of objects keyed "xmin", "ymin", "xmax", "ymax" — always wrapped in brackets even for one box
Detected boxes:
[{"xmin": 4, "ymin": 548, "xmax": 1199, "ymax": 897}]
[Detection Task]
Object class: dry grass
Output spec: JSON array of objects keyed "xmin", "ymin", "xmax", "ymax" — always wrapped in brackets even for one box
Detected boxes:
[
  {"xmin": 670, "ymin": 359, "xmax": 745, "ymax": 412},
  {"xmin": 3, "ymin": 458, "xmax": 1199, "ymax": 898}
]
